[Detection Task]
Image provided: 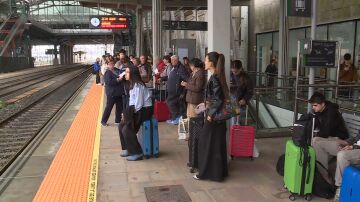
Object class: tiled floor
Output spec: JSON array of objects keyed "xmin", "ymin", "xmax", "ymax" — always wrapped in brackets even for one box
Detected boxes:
[{"xmin": 97, "ymin": 119, "xmax": 331, "ymax": 202}]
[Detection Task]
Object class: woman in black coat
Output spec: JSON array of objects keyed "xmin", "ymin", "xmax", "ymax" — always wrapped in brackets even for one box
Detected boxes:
[{"xmin": 194, "ymin": 52, "xmax": 229, "ymax": 182}]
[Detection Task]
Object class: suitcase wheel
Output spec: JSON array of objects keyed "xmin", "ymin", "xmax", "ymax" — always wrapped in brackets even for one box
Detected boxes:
[
  {"xmin": 289, "ymin": 194, "xmax": 295, "ymax": 201},
  {"xmin": 144, "ymin": 155, "xmax": 150, "ymax": 159},
  {"xmin": 250, "ymin": 157, "xmax": 254, "ymax": 161},
  {"xmin": 304, "ymin": 194, "xmax": 312, "ymax": 201},
  {"xmin": 153, "ymin": 153, "xmax": 159, "ymax": 158},
  {"xmin": 231, "ymin": 155, "xmax": 234, "ymax": 160}
]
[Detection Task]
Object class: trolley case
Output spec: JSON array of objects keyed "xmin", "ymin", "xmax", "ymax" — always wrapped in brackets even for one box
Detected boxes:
[
  {"xmin": 188, "ymin": 117, "xmax": 204, "ymax": 172},
  {"xmin": 153, "ymin": 83, "xmax": 170, "ymax": 121},
  {"xmin": 284, "ymin": 140, "xmax": 315, "ymax": 201},
  {"xmin": 339, "ymin": 164, "xmax": 360, "ymax": 202},
  {"xmin": 229, "ymin": 106, "xmax": 255, "ymax": 159},
  {"xmin": 139, "ymin": 118, "xmax": 159, "ymax": 158}
]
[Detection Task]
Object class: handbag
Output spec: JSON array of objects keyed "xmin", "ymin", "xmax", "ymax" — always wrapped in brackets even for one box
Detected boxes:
[{"xmin": 209, "ymin": 96, "xmax": 240, "ymax": 121}]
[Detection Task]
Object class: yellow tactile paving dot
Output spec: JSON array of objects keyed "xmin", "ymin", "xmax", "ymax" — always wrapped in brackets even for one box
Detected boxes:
[{"xmin": 33, "ymin": 83, "xmax": 103, "ymax": 202}]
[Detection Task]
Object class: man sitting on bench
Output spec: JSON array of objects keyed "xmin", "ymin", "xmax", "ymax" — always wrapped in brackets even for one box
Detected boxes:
[{"xmin": 309, "ymin": 92, "xmax": 360, "ymax": 201}]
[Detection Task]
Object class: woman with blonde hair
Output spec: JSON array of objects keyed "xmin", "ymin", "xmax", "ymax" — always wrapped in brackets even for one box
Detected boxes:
[{"xmin": 194, "ymin": 51, "xmax": 229, "ymax": 182}]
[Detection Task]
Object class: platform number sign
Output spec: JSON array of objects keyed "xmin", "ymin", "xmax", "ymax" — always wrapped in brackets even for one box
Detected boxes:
[{"xmin": 287, "ymin": 0, "xmax": 311, "ymax": 17}]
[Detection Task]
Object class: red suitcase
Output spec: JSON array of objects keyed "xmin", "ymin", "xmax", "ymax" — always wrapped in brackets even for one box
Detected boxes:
[
  {"xmin": 229, "ymin": 106, "xmax": 255, "ymax": 159},
  {"xmin": 153, "ymin": 82, "xmax": 170, "ymax": 121}
]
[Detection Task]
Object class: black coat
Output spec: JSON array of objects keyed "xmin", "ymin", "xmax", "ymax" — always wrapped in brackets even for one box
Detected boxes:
[
  {"xmin": 104, "ymin": 69, "xmax": 124, "ymax": 98},
  {"xmin": 164, "ymin": 62, "xmax": 189, "ymax": 96},
  {"xmin": 206, "ymin": 74, "xmax": 225, "ymax": 118},
  {"xmin": 230, "ymin": 72, "xmax": 253, "ymax": 103},
  {"xmin": 315, "ymin": 101, "xmax": 349, "ymax": 140}
]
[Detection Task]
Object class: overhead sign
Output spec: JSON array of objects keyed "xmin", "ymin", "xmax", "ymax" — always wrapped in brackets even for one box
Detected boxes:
[
  {"xmin": 89, "ymin": 16, "xmax": 129, "ymax": 29},
  {"xmin": 287, "ymin": 0, "xmax": 311, "ymax": 17},
  {"xmin": 163, "ymin": 21, "xmax": 207, "ymax": 31},
  {"xmin": 304, "ymin": 40, "xmax": 337, "ymax": 68}
]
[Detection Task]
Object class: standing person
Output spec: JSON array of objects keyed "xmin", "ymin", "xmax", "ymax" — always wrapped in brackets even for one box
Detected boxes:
[
  {"xmin": 183, "ymin": 57, "xmax": 191, "ymax": 74},
  {"xmin": 118, "ymin": 66, "xmax": 153, "ymax": 161},
  {"xmin": 339, "ymin": 53, "xmax": 358, "ymax": 98},
  {"xmin": 93, "ymin": 58, "xmax": 101, "ymax": 85},
  {"xmin": 101, "ymin": 60, "xmax": 124, "ymax": 126},
  {"xmin": 194, "ymin": 52, "xmax": 229, "ymax": 182},
  {"xmin": 100, "ymin": 55, "xmax": 108, "ymax": 85},
  {"xmin": 160, "ymin": 55, "xmax": 172, "ymax": 79},
  {"xmin": 162, "ymin": 55, "xmax": 189, "ymax": 124},
  {"xmin": 180, "ymin": 58, "xmax": 206, "ymax": 118},
  {"xmin": 139, "ymin": 55, "xmax": 151, "ymax": 83},
  {"xmin": 152, "ymin": 56, "xmax": 165, "ymax": 82},
  {"xmin": 265, "ymin": 58, "xmax": 278, "ymax": 87},
  {"xmin": 230, "ymin": 60, "xmax": 253, "ymax": 124}
]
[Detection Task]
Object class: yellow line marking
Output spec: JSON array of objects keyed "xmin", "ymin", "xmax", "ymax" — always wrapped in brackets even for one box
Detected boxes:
[{"xmin": 87, "ymin": 87, "xmax": 104, "ymax": 202}]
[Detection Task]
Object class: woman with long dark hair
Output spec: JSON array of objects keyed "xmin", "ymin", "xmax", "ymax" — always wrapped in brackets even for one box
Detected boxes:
[
  {"xmin": 194, "ymin": 52, "xmax": 229, "ymax": 182},
  {"xmin": 118, "ymin": 66, "xmax": 153, "ymax": 161}
]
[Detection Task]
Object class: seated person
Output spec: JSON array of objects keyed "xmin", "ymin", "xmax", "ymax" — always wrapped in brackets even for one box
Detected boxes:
[
  {"xmin": 118, "ymin": 66, "xmax": 153, "ymax": 161},
  {"xmin": 309, "ymin": 92, "xmax": 359, "ymax": 201}
]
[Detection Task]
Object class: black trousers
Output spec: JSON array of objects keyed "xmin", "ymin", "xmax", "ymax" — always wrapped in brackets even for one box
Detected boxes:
[
  {"xmin": 166, "ymin": 94, "xmax": 180, "ymax": 120},
  {"xmin": 101, "ymin": 96, "xmax": 122, "ymax": 124},
  {"xmin": 95, "ymin": 73, "xmax": 100, "ymax": 84},
  {"xmin": 118, "ymin": 106, "xmax": 153, "ymax": 155}
]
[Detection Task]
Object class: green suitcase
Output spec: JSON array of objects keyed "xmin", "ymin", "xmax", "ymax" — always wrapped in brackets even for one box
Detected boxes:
[{"xmin": 284, "ymin": 140, "xmax": 315, "ymax": 201}]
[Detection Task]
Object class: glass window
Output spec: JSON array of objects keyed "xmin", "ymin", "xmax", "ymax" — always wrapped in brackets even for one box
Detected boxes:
[
  {"xmin": 273, "ymin": 32, "xmax": 279, "ymax": 60},
  {"xmin": 355, "ymin": 21, "xmax": 360, "ymax": 69},
  {"xmin": 257, "ymin": 33, "xmax": 272, "ymax": 86},
  {"xmin": 305, "ymin": 25, "xmax": 327, "ymax": 40},
  {"xmin": 329, "ymin": 21, "xmax": 355, "ymax": 60},
  {"xmin": 288, "ymin": 28, "xmax": 306, "ymax": 72}
]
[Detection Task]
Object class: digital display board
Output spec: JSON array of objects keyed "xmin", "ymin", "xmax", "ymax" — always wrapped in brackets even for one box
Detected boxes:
[{"xmin": 89, "ymin": 16, "xmax": 129, "ymax": 29}]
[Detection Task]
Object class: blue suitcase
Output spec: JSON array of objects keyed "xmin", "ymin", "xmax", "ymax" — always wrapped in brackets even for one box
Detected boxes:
[
  {"xmin": 140, "ymin": 118, "xmax": 159, "ymax": 159},
  {"xmin": 339, "ymin": 164, "xmax": 360, "ymax": 202}
]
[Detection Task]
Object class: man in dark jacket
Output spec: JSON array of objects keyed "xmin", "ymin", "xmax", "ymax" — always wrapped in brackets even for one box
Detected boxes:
[
  {"xmin": 230, "ymin": 60, "xmax": 253, "ymax": 106},
  {"xmin": 161, "ymin": 55, "xmax": 189, "ymax": 124},
  {"xmin": 309, "ymin": 92, "xmax": 348, "ymax": 140},
  {"xmin": 265, "ymin": 58, "xmax": 277, "ymax": 87},
  {"xmin": 309, "ymin": 92, "xmax": 355, "ymax": 201}
]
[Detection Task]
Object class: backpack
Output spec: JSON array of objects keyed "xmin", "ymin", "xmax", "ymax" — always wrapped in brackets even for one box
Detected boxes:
[
  {"xmin": 313, "ymin": 162, "xmax": 336, "ymax": 199},
  {"xmin": 293, "ymin": 113, "xmax": 315, "ymax": 147},
  {"xmin": 276, "ymin": 154, "xmax": 285, "ymax": 176},
  {"xmin": 92, "ymin": 63, "xmax": 100, "ymax": 74}
]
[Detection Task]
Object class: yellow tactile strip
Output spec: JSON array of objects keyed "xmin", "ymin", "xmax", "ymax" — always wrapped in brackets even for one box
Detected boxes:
[{"xmin": 33, "ymin": 83, "xmax": 103, "ymax": 202}]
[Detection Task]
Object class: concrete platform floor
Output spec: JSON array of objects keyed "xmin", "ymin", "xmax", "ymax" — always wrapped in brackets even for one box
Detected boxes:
[
  {"xmin": 98, "ymin": 121, "xmax": 331, "ymax": 202},
  {"xmin": 0, "ymin": 77, "xmax": 332, "ymax": 202}
]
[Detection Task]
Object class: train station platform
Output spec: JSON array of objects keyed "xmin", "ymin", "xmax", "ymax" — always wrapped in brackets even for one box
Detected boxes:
[{"xmin": 0, "ymin": 78, "xmax": 330, "ymax": 202}]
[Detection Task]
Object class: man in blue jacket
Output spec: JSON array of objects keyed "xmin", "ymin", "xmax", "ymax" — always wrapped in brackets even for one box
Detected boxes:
[{"xmin": 93, "ymin": 58, "xmax": 101, "ymax": 85}]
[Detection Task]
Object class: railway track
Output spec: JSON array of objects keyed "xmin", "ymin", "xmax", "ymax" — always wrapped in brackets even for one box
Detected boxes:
[{"xmin": 0, "ymin": 65, "xmax": 92, "ymax": 175}]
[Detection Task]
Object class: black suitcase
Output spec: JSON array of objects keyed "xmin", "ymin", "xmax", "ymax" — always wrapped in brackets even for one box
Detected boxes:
[{"xmin": 188, "ymin": 117, "xmax": 204, "ymax": 173}]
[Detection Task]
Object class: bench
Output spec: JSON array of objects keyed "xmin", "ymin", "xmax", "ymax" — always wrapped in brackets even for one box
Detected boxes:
[{"xmin": 342, "ymin": 112, "xmax": 360, "ymax": 137}]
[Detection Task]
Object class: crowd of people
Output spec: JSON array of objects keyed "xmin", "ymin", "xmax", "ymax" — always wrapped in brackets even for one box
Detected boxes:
[
  {"xmin": 91, "ymin": 49, "xmax": 254, "ymax": 182},
  {"xmin": 92, "ymin": 50, "xmax": 359, "ymax": 198}
]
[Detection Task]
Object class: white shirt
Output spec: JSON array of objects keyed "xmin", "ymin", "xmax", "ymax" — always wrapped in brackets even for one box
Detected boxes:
[{"xmin": 129, "ymin": 83, "xmax": 152, "ymax": 112}]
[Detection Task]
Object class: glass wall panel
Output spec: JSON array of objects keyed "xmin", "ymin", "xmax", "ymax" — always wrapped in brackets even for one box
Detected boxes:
[
  {"xmin": 305, "ymin": 25, "xmax": 328, "ymax": 40},
  {"xmin": 288, "ymin": 29, "xmax": 305, "ymax": 72},
  {"xmin": 257, "ymin": 33, "xmax": 272, "ymax": 86},
  {"xmin": 329, "ymin": 21, "xmax": 355, "ymax": 60},
  {"xmin": 355, "ymin": 21, "xmax": 360, "ymax": 69},
  {"xmin": 273, "ymin": 32, "xmax": 279, "ymax": 59}
]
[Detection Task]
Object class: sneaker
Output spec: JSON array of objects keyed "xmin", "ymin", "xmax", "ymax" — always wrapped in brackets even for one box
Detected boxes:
[
  {"xmin": 166, "ymin": 119, "xmax": 174, "ymax": 124},
  {"xmin": 120, "ymin": 150, "xmax": 128, "ymax": 157},
  {"xmin": 101, "ymin": 122, "xmax": 108, "ymax": 127},
  {"xmin": 171, "ymin": 117, "xmax": 181, "ymax": 125},
  {"xmin": 333, "ymin": 187, "xmax": 341, "ymax": 202},
  {"xmin": 126, "ymin": 154, "xmax": 143, "ymax": 161},
  {"xmin": 193, "ymin": 174, "xmax": 201, "ymax": 180}
]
